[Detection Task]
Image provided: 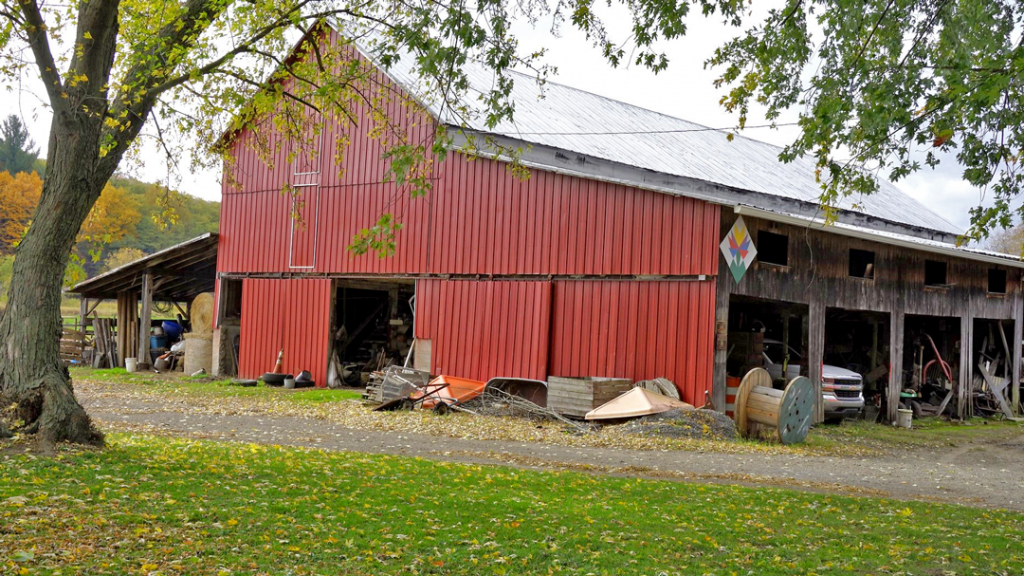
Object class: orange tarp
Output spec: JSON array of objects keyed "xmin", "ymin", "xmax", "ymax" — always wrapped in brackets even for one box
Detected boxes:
[{"xmin": 416, "ymin": 375, "xmax": 486, "ymax": 408}]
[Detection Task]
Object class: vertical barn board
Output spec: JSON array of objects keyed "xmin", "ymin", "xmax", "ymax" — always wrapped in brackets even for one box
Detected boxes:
[
  {"xmin": 888, "ymin": 309, "xmax": 905, "ymax": 423},
  {"xmin": 808, "ymin": 298, "xmax": 826, "ymax": 423},
  {"xmin": 958, "ymin": 313, "xmax": 973, "ymax": 419},
  {"xmin": 425, "ymin": 154, "xmax": 720, "ymax": 277},
  {"xmin": 1013, "ymin": 293, "xmax": 1023, "ymax": 414},
  {"xmin": 289, "ymin": 185, "xmax": 320, "ymax": 269},
  {"xmin": 712, "ymin": 271, "xmax": 731, "ymax": 410},
  {"xmin": 239, "ymin": 278, "xmax": 333, "ymax": 386},
  {"xmin": 414, "ymin": 279, "xmax": 552, "ymax": 382},
  {"xmin": 549, "ymin": 279, "xmax": 716, "ymax": 405}
]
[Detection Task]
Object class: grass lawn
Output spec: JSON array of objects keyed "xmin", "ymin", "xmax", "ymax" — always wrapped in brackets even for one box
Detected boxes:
[
  {"xmin": 2, "ymin": 434, "xmax": 1024, "ymax": 576},
  {"xmin": 815, "ymin": 416, "xmax": 1024, "ymax": 450},
  {"xmin": 71, "ymin": 367, "xmax": 363, "ymax": 404}
]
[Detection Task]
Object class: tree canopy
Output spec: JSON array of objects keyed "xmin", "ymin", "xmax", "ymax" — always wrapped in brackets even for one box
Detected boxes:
[{"xmin": 709, "ymin": 0, "xmax": 1024, "ymax": 242}]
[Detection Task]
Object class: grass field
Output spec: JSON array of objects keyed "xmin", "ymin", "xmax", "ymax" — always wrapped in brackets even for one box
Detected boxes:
[
  {"xmin": 72, "ymin": 367, "xmax": 363, "ymax": 404},
  {"xmin": 2, "ymin": 434, "xmax": 1023, "ymax": 576}
]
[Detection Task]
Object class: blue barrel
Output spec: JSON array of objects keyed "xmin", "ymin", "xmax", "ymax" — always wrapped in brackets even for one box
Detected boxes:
[
  {"xmin": 150, "ymin": 335, "xmax": 168, "ymax": 349},
  {"xmin": 161, "ymin": 321, "xmax": 183, "ymax": 341}
]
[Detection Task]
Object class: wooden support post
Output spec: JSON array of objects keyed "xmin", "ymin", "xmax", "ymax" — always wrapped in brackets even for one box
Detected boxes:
[
  {"xmin": 808, "ymin": 298, "xmax": 826, "ymax": 423},
  {"xmin": 888, "ymin": 310, "xmax": 904, "ymax": 423},
  {"xmin": 79, "ymin": 297, "xmax": 88, "ymax": 334},
  {"xmin": 870, "ymin": 320, "xmax": 879, "ymax": 372},
  {"xmin": 137, "ymin": 272, "xmax": 153, "ymax": 366},
  {"xmin": 712, "ymin": 272, "xmax": 732, "ymax": 412},
  {"xmin": 388, "ymin": 286, "xmax": 400, "ymax": 318},
  {"xmin": 173, "ymin": 301, "xmax": 189, "ymax": 322},
  {"xmin": 958, "ymin": 315, "xmax": 972, "ymax": 420},
  {"xmin": 1013, "ymin": 296, "xmax": 1022, "ymax": 415},
  {"xmin": 781, "ymin": 312, "xmax": 791, "ymax": 375}
]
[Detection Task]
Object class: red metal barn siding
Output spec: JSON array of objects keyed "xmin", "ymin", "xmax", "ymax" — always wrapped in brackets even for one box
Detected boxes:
[
  {"xmin": 549, "ymin": 280, "xmax": 716, "ymax": 405},
  {"xmin": 218, "ymin": 32, "xmax": 436, "ymax": 276},
  {"xmin": 415, "ymin": 279, "xmax": 552, "ymax": 381},
  {"xmin": 430, "ymin": 153, "xmax": 721, "ymax": 276},
  {"xmin": 238, "ymin": 278, "xmax": 332, "ymax": 386}
]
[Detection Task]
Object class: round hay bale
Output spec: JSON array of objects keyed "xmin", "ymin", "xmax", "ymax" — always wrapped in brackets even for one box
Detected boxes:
[{"xmin": 190, "ymin": 292, "xmax": 215, "ymax": 335}]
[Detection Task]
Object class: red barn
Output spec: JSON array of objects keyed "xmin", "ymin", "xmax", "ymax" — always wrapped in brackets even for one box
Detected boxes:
[
  {"xmin": 214, "ymin": 25, "xmax": 718, "ymax": 402},
  {"xmin": 214, "ymin": 23, "xmax": 1024, "ymax": 420}
]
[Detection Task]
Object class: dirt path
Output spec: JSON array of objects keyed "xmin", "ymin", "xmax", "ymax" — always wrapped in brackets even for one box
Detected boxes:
[{"xmin": 77, "ymin": 388, "xmax": 1024, "ymax": 511}]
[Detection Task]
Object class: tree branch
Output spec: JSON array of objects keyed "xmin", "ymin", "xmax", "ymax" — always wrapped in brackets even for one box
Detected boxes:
[{"xmin": 19, "ymin": 0, "xmax": 67, "ymax": 113}]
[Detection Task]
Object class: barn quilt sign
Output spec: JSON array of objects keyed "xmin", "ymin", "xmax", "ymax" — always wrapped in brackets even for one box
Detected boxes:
[{"xmin": 720, "ymin": 216, "xmax": 757, "ymax": 283}]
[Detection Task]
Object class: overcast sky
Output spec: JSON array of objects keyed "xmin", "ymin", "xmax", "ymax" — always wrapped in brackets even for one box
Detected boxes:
[{"xmin": 0, "ymin": 9, "xmax": 998, "ymax": 235}]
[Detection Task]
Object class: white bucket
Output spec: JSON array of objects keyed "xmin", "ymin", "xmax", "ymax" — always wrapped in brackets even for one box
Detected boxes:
[
  {"xmin": 125, "ymin": 358, "xmax": 138, "ymax": 373},
  {"xmin": 897, "ymin": 408, "xmax": 913, "ymax": 429},
  {"xmin": 284, "ymin": 377, "xmax": 295, "ymax": 389}
]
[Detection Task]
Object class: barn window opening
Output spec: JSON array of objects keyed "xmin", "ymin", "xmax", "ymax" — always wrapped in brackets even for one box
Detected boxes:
[
  {"xmin": 758, "ymin": 231, "xmax": 789, "ymax": 267},
  {"xmin": 989, "ymin": 268, "xmax": 1007, "ymax": 294},
  {"xmin": 849, "ymin": 249, "xmax": 875, "ymax": 279},
  {"xmin": 220, "ymin": 279, "xmax": 243, "ymax": 321},
  {"xmin": 924, "ymin": 260, "xmax": 948, "ymax": 286}
]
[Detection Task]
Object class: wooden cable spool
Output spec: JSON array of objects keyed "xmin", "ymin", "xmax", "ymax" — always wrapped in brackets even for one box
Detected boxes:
[{"xmin": 734, "ymin": 367, "xmax": 815, "ymax": 445}]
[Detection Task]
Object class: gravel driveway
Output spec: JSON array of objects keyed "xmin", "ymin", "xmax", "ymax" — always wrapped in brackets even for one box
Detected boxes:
[{"xmin": 77, "ymin": 385, "xmax": 1024, "ymax": 511}]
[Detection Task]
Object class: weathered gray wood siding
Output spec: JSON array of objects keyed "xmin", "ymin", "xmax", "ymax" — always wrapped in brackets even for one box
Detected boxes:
[{"xmin": 714, "ymin": 212, "xmax": 1021, "ymax": 422}]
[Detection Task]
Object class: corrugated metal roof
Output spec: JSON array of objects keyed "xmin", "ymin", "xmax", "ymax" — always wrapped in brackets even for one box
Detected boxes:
[
  {"xmin": 69, "ymin": 233, "xmax": 218, "ymax": 300},
  {"xmin": 364, "ymin": 38, "xmax": 962, "ymax": 237},
  {"xmin": 734, "ymin": 205, "xmax": 1024, "ymax": 268}
]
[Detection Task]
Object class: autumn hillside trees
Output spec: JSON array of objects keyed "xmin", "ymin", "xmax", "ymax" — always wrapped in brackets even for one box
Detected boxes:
[
  {"xmin": 0, "ymin": 171, "xmax": 42, "ymax": 255},
  {"xmin": 0, "ymin": 169, "xmax": 144, "ymax": 285}
]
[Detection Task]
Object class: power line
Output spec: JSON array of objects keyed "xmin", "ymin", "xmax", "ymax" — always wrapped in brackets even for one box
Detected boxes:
[{"xmin": 510, "ymin": 122, "xmax": 800, "ymax": 137}]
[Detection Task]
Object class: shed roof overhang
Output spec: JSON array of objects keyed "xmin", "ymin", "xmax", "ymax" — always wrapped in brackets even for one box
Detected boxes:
[
  {"xmin": 733, "ymin": 206, "xmax": 1024, "ymax": 270},
  {"xmin": 68, "ymin": 233, "xmax": 219, "ymax": 302}
]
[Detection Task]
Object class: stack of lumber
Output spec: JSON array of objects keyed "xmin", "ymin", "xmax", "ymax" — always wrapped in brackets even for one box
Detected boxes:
[
  {"xmin": 548, "ymin": 376, "xmax": 632, "ymax": 418},
  {"xmin": 91, "ymin": 318, "xmax": 117, "ymax": 369}
]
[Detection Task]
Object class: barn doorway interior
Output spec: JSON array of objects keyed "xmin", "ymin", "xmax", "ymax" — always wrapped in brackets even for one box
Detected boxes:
[
  {"xmin": 726, "ymin": 295, "xmax": 809, "ymax": 388},
  {"xmin": 217, "ymin": 278, "xmax": 243, "ymax": 377},
  {"xmin": 900, "ymin": 314, "xmax": 960, "ymax": 416},
  {"xmin": 330, "ymin": 279, "xmax": 415, "ymax": 387},
  {"xmin": 823, "ymin": 308, "xmax": 890, "ymax": 409},
  {"xmin": 971, "ymin": 318, "xmax": 1017, "ymax": 417}
]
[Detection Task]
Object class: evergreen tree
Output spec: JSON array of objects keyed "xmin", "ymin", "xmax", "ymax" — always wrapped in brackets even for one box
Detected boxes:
[{"xmin": 0, "ymin": 116, "xmax": 38, "ymax": 175}]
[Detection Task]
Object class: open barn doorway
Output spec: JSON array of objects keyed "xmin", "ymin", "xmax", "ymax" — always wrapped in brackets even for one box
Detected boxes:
[
  {"xmin": 900, "ymin": 314, "xmax": 961, "ymax": 418},
  {"xmin": 971, "ymin": 318, "xmax": 1017, "ymax": 418},
  {"xmin": 215, "ymin": 278, "xmax": 243, "ymax": 377},
  {"xmin": 824, "ymin": 308, "xmax": 890, "ymax": 421},
  {"xmin": 726, "ymin": 295, "xmax": 809, "ymax": 389},
  {"xmin": 329, "ymin": 279, "xmax": 415, "ymax": 388}
]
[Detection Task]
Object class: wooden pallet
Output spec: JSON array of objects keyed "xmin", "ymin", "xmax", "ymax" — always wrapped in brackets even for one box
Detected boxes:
[{"xmin": 547, "ymin": 376, "xmax": 632, "ymax": 418}]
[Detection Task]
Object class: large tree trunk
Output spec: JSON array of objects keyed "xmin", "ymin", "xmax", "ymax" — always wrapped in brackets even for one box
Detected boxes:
[{"xmin": 0, "ymin": 118, "xmax": 110, "ymax": 448}]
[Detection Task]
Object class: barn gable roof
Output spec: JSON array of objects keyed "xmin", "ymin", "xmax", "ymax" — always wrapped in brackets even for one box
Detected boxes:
[{"xmin": 350, "ymin": 27, "xmax": 962, "ymax": 241}]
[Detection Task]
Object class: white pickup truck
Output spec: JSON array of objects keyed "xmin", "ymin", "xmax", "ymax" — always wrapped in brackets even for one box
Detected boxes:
[{"xmin": 762, "ymin": 339, "xmax": 865, "ymax": 421}]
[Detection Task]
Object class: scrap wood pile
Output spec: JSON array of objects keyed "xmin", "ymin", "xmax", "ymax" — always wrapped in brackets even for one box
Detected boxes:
[
  {"xmin": 970, "ymin": 322, "xmax": 1020, "ymax": 420},
  {"xmin": 903, "ymin": 333, "xmax": 956, "ymax": 419},
  {"xmin": 366, "ymin": 369, "xmax": 742, "ymax": 442},
  {"xmin": 461, "ymin": 387, "xmax": 591, "ymax": 434}
]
